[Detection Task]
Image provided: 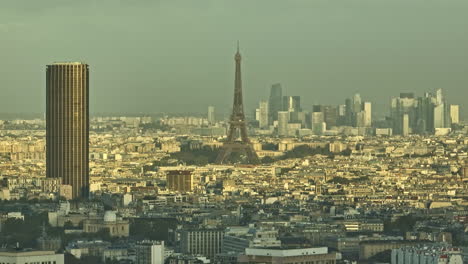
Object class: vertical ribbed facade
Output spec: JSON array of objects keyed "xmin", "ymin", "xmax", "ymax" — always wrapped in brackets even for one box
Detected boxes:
[{"xmin": 46, "ymin": 62, "xmax": 89, "ymax": 199}]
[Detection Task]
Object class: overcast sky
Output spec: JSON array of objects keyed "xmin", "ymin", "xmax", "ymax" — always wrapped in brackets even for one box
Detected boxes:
[{"xmin": 1, "ymin": 0, "xmax": 467, "ymax": 118}]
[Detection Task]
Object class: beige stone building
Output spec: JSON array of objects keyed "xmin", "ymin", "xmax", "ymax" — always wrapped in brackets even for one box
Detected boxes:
[
  {"xmin": 83, "ymin": 211, "xmax": 129, "ymax": 237},
  {"xmin": 238, "ymin": 247, "xmax": 337, "ymax": 264}
]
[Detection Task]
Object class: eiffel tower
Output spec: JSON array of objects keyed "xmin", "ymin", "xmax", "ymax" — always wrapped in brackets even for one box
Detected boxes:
[{"xmin": 216, "ymin": 44, "xmax": 260, "ymax": 165}]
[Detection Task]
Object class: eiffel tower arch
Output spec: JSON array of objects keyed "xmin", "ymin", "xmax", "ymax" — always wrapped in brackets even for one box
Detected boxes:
[{"xmin": 216, "ymin": 44, "xmax": 260, "ymax": 165}]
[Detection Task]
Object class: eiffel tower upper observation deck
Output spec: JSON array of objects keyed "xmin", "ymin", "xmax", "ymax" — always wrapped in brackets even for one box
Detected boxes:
[{"xmin": 216, "ymin": 44, "xmax": 260, "ymax": 165}]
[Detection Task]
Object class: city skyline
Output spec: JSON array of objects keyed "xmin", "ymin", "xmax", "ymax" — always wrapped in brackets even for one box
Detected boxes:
[{"xmin": 2, "ymin": 0, "xmax": 468, "ymax": 118}]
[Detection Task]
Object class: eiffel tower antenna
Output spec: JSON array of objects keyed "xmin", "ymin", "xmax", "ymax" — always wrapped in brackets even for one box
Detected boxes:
[{"xmin": 216, "ymin": 44, "xmax": 260, "ymax": 165}]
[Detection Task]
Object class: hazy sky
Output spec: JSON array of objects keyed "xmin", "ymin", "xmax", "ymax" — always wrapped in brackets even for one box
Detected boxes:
[{"xmin": 2, "ymin": 0, "xmax": 468, "ymax": 118}]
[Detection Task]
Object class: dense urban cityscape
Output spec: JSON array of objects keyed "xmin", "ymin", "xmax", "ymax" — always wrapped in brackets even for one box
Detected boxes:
[
  {"xmin": 2, "ymin": 1, "xmax": 468, "ymax": 264},
  {"xmin": 0, "ymin": 45, "xmax": 467, "ymax": 264}
]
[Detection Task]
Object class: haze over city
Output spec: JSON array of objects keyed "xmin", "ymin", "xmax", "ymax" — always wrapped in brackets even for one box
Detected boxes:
[{"xmin": 2, "ymin": 0, "xmax": 468, "ymax": 117}]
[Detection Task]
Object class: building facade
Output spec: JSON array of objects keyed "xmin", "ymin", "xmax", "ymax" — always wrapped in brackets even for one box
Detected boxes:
[
  {"xmin": 258, "ymin": 101, "xmax": 269, "ymax": 129},
  {"xmin": 238, "ymin": 247, "xmax": 337, "ymax": 264},
  {"xmin": 0, "ymin": 250, "xmax": 64, "ymax": 264},
  {"xmin": 46, "ymin": 62, "xmax": 89, "ymax": 199},
  {"xmin": 391, "ymin": 244, "xmax": 463, "ymax": 264},
  {"xmin": 166, "ymin": 170, "xmax": 193, "ymax": 193},
  {"xmin": 180, "ymin": 229, "xmax": 224, "ymax": 259},
  {"xmin": 277, "ymin": 111, "xmax": 290, "ymax": 136},
  {"xmin": 208, "ymin": 106, "xmax": 215, "ymax": 125},
  {"xmin": 136, "ymin": 240, "xmax": 165, "ymax": 264},
  {"xmin": 268, "ymin": 83, "xmax": 282, "ymax": 124}
]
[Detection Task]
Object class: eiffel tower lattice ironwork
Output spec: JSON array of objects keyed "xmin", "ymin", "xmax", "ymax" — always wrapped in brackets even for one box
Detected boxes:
[{"xmin": 216, "ymin": 44, "xmax": 260, "ymax": 164}]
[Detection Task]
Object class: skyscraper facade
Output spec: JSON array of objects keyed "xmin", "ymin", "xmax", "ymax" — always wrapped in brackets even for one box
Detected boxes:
[
  {"xmin": 402, "ymin": 114, "xmax": 410, "ymax": 136},
  {"xmin": 391, "ymin": 89, "xmax": 452, "ymax": 135},
  {"xmin": 322, "ymin": 106, "xmax": 338, "ymax": 128},
  {"xmin": 344, "ymin": 98, "xmax": 353, "ymax": 126},
  {"xmin": 282, "ymin": 96, "xmax": 301, "ymax": 113},
  {"xmin": 46, "ymin": 62, "xmax": 89, "ymax": 199},
  {"xmin": 311, "ymin": 111, "xmax": 325, "ymax": 135},
  {"xmin": 450, "ymin": 105, "xmax": 459, "ymax": 124},
  {"xmin": 352, "ymin": 93, "xmax": 362, "ymax": 114},
  {"xmin": 390, "ymin": 93, "xmax": 417, "ymax": 135},
  {"xmin": 268, "ymin": 83, "xmax": 282, "ymax": 124},
  {"xmin": 258, "ymin": 101, "xmax": 269, "ymax": 129},
  {"xmin": 283, "ymin": 96, "xmax": 301, "ymax": 122},
  {"xmin": 433, "ymin": 103, "xmax": 445, "ymax": 129},
  {"xmin": 363, "ymin": 102, "xmax": 372, "ymax": 127},
  {"xmin": 277, "ymin": 111, "xmax": 290, "ymax": 136},
  {"xmin": 207, "ymin": 106, "xmax": 215, "ymax": 124}
]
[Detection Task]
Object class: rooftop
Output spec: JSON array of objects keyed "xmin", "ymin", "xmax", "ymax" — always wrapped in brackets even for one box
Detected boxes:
[
  {"xmin": 245, "ymin": 247, "xmax": 328, "ymax": 257},
  {"xmin": 52, "ymin": 62, "xmax": 85, "ymax": 65},
  {"xmin": 0, "ymin": 249, "xmax": 58, "ymax": 257}
]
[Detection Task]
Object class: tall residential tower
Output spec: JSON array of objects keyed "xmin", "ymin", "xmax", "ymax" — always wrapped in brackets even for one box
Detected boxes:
[{"xmin": 46, "ymin": 62, "xmax": 89, "ymax": 199}]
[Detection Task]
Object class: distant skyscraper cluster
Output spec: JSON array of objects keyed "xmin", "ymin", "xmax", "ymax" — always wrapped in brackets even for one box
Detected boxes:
[
  {"xmin": 256, "ymin": 85, "xmax": 372, "ymax": 136},
  {"xmin": 390, "ymin": 89, "xmax": 458, "ymax": 135},
  {"xmin": 342, "ymin": 93, "xmax": 372, "ymax": 128},
  {"xmin": 254, "ymin": 84, "xmax": 460, "ymax": 137}
]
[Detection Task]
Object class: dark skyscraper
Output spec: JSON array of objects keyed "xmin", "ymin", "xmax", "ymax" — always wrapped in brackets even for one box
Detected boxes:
[
  {"xmin": 282, "ymin": 96, "xmax": 301, "ymax": 113},
  {"xmin": 268, "ymin": 83, "xmax": 282, "ymax": 124},
  {"xmin": 46, "ymin": 62, "xmax": 89, "ymax": 199},
  {"xmin": 216, "ymin": 45, "xmax": 259, "ymax": 165},
  {"xmin": 323, "ymin": 106, "xmax": 339, "ymax": 127},
  {"xmin": 344, "ymin": 98, "xmax": 353, "ymax": 126},
  {"xmin": 282, "ymin": 95, "xmax": 301, "ymax": 122}
]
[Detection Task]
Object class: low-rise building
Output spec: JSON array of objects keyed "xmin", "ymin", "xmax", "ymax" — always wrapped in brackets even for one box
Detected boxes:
[
  {"xmin": 0, "ymin": 249, "xmax": 64, "ymax": 264},
  {"xmin": 391, "ymin": 244, "xmax": 463, "ymax": 264},
  {"xmin": 83, "ymin": 211, "xmax": 129, "ymax": 237},
  {"xmin": 238, "ymin": 247, "xmax": 337, "ymax": 264}
]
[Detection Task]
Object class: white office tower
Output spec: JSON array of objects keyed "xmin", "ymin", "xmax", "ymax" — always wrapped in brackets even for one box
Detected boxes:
[
  {"xmin": 277, "ymin": 111, "xmax": 290, "ymax": 136},
  {"xmin": 363, "ymin": 102, "xmax": 372, "ymax": 127},
  {"xmin": 136, "ymin": 241, "xmax": 165, "ymax": 264},
  {"xmin": 433, "ymin": 103, "xmax": 445, "ymax": 129},
  {"xmin": 258, "ymin": 101, "xmax": 269, "ymax": 129},
  {"xmin": 353, "ymin": 93, "xmax": 362, "ymax": 113},
  {"xmin": 0, "ymin": 250, "xmax": 64, "ymax": 264},
  {"xmin": 402, "ymin": 114, "xmax": 410, "ymax": 136},
  {"xmin": 450, "ymin": 105, "xmax": 459, "ymax": 124},
  {"xmin": 436, "ymin": 88, "xmax": 443, "ymax": 105},
  {"xmin": 255, "ymin": 108, "xmax": 260, "ymax": 121},
  {"xmin": 391, "ymin": 244, "xmax": 463, "ymax": 264},
  {"xmin": 207, "ymin": 106, "xmax": 215, "ymax": 125},
  {"xmin": 311, "ymin": 112, "xmax": 325, "ymax": 135},
  {"xmin": 338, "ymin": 104, "xmax": 346, "ymax": 117}
]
